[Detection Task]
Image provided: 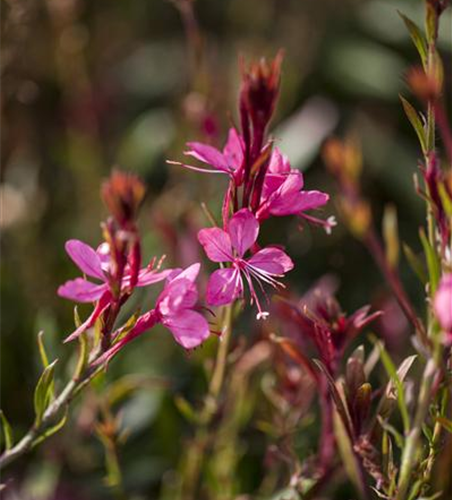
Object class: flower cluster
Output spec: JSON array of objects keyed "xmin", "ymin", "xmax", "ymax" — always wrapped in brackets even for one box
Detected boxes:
[
  {"xmin": 58, "ymin": 172, "xmax": 209, "ymax": 363},
  {"xmin": 58, "ymin": 56, "xmax": 332, "ymax": 364},
  {"xmin": 170, "ymin": 54, "xmax": 332, "ymax": 319}
]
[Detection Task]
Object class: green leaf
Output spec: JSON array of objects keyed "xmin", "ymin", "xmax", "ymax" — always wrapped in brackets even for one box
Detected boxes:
[
  {"xmin": 372, "ymin": 338, "xmax": 414, "ymax": 434},
  {"xmin": 174, "ymin": 395, "xmax": 201, "ymax": 424},
  {"xmin": 37, "ymin": 331, "xmax": 50, "ymax": 368},
  {"xmin": 34, "ymin": 360, "xmax": 58, "ymax": 426},
  {"xmin": 439, "ymin": 182, "xmax": 452, "ymax": 216},
  {"xmin": 313, "ymin": 360, "xmax": 354, "ymax": 438},
  {"xmin": 398, "ymin": 12, "xmax": 428, "ymax": 68},
  {"xmin": 378, "ymin": 416, "xmax": 404, "ymax": 449},
  {"xmin": 0, "ymin": 410, "xmax": 13, "ymax": 450},
  {"xmin": 403, "ymin": 243, "xmax": 427, "ymax": 284},
  {"xmin": 333, "ymin": 410, "xmax": 365, "ymax": 498},
  {"xmin": 400, "ymin": 95, "xmax": 427, "ymax": 154},
  {"xmin": 73, "ymin": 331, "xmax": 88, "ymax": 380},
  {"xmin": 383, "ymin": 204, "xmax": 399, "ymax": 268},
  {"xmin": 436, "ymin": 416, "xmax": 452, "ymax": 433},
  {"xmin": 32, "ymin": 407, "xmax": 68, "ymax": 447},
  {"xmin": 419, "ymin": 228, "xmax": 440, "ymax": 294},
  {"xmin": 74, "ymin": 306, "xmax": 82, "ymax": 329}
]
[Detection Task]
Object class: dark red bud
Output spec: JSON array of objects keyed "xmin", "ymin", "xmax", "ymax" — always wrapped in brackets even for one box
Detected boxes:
[{"xmin": 101, "ymin": 170, "xmax": 146, "ymax": 227}]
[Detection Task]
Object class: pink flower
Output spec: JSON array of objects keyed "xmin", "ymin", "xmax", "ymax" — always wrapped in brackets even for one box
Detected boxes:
[
  {"xmin": 256, "ymin": 148, "xmax": 332, "ymax": 229},
  {"xmin": 168, "ymin": 128, "xmax": 244, "ymax": 184},
  {"xmin": 434, "ymin": 273, "xmax": 452, "ymax": 339},
  {"xmin": 58, "ymin": 239, "xmax": 171, "ymax": 303},
  {"xmin": 58, "ymin": 239, "xmax": 172, "ymax": 343},
  {"xmin": 198, "ymin": 208, "xmax": 294, "ymax": 319},
  {"xmin": 95, "ymin": 263, "xmax": 210, "ymax": 364}
]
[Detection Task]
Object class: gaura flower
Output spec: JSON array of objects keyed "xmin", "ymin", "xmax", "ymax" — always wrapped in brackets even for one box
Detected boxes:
[
  {"xmin": 58, "ymin": 239, "xmax": 172, "ymax": 342},
  {"xmin": 198, "ymin": 208, "xmax": 294, "ymax": 319},
  {"xmin": 95, "ymin": 263, "xmax": 210, "ymax": 364},
  {"xmin": 167, "ymin": 128, "xmax": 244, "ymax": 184},
  {"xmin": 256, "ymin": 148, "xmax": 333, "ymax": 231},
  {"xmin": 434, "ymin": 273, "xmax": 452, "ymax": 340},
  {"xmin": 58, "ymin": 239, "xmax": 171, "ymax": 303}
]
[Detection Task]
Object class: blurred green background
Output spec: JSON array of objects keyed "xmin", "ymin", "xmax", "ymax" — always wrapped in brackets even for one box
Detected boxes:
[{"xmin": 1, "ymin": 0, "xmax": 451, "ymax": 498}]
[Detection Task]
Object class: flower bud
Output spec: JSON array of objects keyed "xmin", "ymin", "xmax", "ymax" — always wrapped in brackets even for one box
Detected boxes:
[
  {"xmin": 406, "ymin": 65, "xmax": 442, "ymax": 102},
  {"xmin": 101, "ymin": 170, "xmax": 146, "ymax": 227},
  {"xmin": 240, "ymin": 52, "xmax": 283, "ymax": 135},
  {"xmin": 323, "ymin": 137, "xmax": 362, "ymax": 184}
]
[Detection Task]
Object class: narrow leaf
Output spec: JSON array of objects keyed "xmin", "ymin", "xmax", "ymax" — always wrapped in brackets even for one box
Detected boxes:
[
  {"xmin": 400, "ymin": 95, "xmax": 427, "ymax": 154},
  {"xmin": 73, "ymin": 331, "xmax": 88, "ymax": 380},
  {"xmin": 313, "ymin": 360, "xmax": 354, "ymax": 438},
  {"xmin": 383, "ymin": 204, "xmax": 399, "ymax": 268},
  {"xmin": 34, "ymin": 360, "xmax": 58, "ymax": 426},
  {"xmin": 403, "ymin": 243, "xmax": 427, "ymax": 284},
  {"xmin": 419, "ymin": 228, "xmax": 440, "ymax": 293},
  {"xmin": 37, "ymin": 331, "xmax": 50, "ymax": 368},
  {"xmin": 32, "ymin": 407, "xmax": 68, "ymax": 447},
  {"xmin": 372, "ymin": 338, "xmax": 412, "ymax": 433},
  {"xmin": 0, "ymin": 410, "xmax": 13, "ymax": 450},
  {"xmin": 398, "ymin": 12, "xmax": 428, "ymax": 68}
]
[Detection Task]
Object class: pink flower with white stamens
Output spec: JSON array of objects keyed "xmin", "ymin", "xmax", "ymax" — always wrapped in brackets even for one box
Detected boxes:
[
  {"xmin": 58, "ymin": 239, "xmax": 172, "ymax": 342},
  {"xmin": 94, "ymin": 263, "xmax": 210, "ymax": 364},
  {"xmin": 256, "ymin": 148, "xmax": 334, "ymax": 231},
  {"xmin": 58, "ymin": 239, "xmax": 171, "ymax": 303},
  {"xmin": 198, "ymin": 208, "xmax": 294, "ymax": 319},
  {"xmin": 167, "ymin": 128, "xmax": 245, "ymax": 184}
]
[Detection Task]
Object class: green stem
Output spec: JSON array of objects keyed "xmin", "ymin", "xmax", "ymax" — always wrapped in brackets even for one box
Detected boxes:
[
  {"xmin": 179, "ymin": 303, "xmax": 234, "ymax": 500},
  {"xmin": 396, "ymin": 357, "xmax": 438, "ymax": 500},
  {"xmin": 0, "ymin": 359, "xmax": 104, "ymax": 470}
]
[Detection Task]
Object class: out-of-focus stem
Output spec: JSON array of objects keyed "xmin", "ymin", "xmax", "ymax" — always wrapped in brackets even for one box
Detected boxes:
[
  {"xmin": 396, "ymin": 357, "xmax": 439, "ymax": 500},
  {"xmin": 365, "ymin": 229, "xmax": 428, "ymax": 345},
  {"xmin": 0, "ymin": 361, "xmax": 104, "ymax": 470},
  {"xmin": 209, "ymin": 304, "xmax": 233, "ymax": 400},
  {"xmin": 180, "ymin": 303, "xmax": 234, "ymax": 500}
]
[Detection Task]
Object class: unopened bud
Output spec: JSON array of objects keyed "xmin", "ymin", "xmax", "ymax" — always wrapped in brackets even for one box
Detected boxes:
[
  {"xmin": 340, "ymin": 198, "xmax": 372, "ymax": 238},
  {"xmin": 101, "ymin": 170, "xmax": 146, "ymax": 227},
  {"xmin": 407, "ymin": 65, "xmax": 442, "ymax": 102},
  {"xmin": 323, "ymin": 137, "xmax": 362, "ymax": 183},
  {"xmin": 240, "ymin": 51, "xmax": 283, "ymax": 133}
]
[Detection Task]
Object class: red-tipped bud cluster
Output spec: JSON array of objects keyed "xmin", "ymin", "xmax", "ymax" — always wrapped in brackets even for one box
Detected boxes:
[
  {"xmin": 406, "ymin": 65, "xmax": 442, "ymax": 103},
  {"xmin": 101, "ymin": 170, "xmax": 146, "ymax": 228},
  {"xmin": 240, "ymin": 51, "xmax": 283, "ymax": 136}
]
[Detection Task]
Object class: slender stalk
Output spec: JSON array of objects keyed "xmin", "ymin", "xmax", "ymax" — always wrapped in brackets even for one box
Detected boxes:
[
  {"xmin": 365, "ymin": 229, "xmax": 428, "ymax": 345},
  {"xmin": 179, "ymin": 303, "xmax": 234, "ymax": 500},
  {"xmin": 209, "ymin": 304, "xmax": 233, "ymax": 401},
  {"xmin": 396, "ymin": 358, "xmax": 438, "ymax": 500}
]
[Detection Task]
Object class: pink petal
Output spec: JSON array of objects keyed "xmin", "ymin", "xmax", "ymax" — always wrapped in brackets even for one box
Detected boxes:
[
  {"xmin": 63, "ymin": 291, "xmax": 112, "ymax": 342},
  {"xmin": 261, "ymin": 173, "xmax": 287, "ymax": 200},
  {"xmin": 206, "ymin": 267, "xmax": 243, "ymax": 306},
  {"xmin": 268, "ymin": 147, "xmax": 291, "ymax": 175},
  {"xmin": 157, "ymin": 264, "xmax": 201, "ymax": 315},
  {"xmin": 170, "ymin": 262, "xmax": 201, "ymax": 284},
  {"xmin": 93, "ymin": 310, "xmax": 158, "ymax": 364},
  {"xmin": 283, "ymin": 190, "xmax": 329, "ymax": 214},
  {"xmin": 135, "ymin": 268, "xmax": 174, "ymax": 287},
  {"xmin": 434, "ymin": 274, "xmax": 452, "ymax": 333},
  {"xmin": 223, "ymin": 128, "xmax": 244, "ymax": 171},
  {"xmin": 185, "ymin": 142, "xmax": 229, "ymax": 172},
  {"xmin": 163, "ymin": 309, "xmax": 210, "ymax": 349},
  {"xmin": 228, "ymin": 209, "xmax": 259, "ymax": 257},
  {"xmin": 198, "ymin": 227, "xmax": 233, "ymax": 262},
  {"xmin": 65, "ymin": 240, "xmax": 105, "ymax": 280},
  {"xmin": 58, "ymin": 278, "xmax": 107, "ymax": 303},
  {"xmin": 247, "ymin": 247, "xmax": 294, "ymax": 275}
]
